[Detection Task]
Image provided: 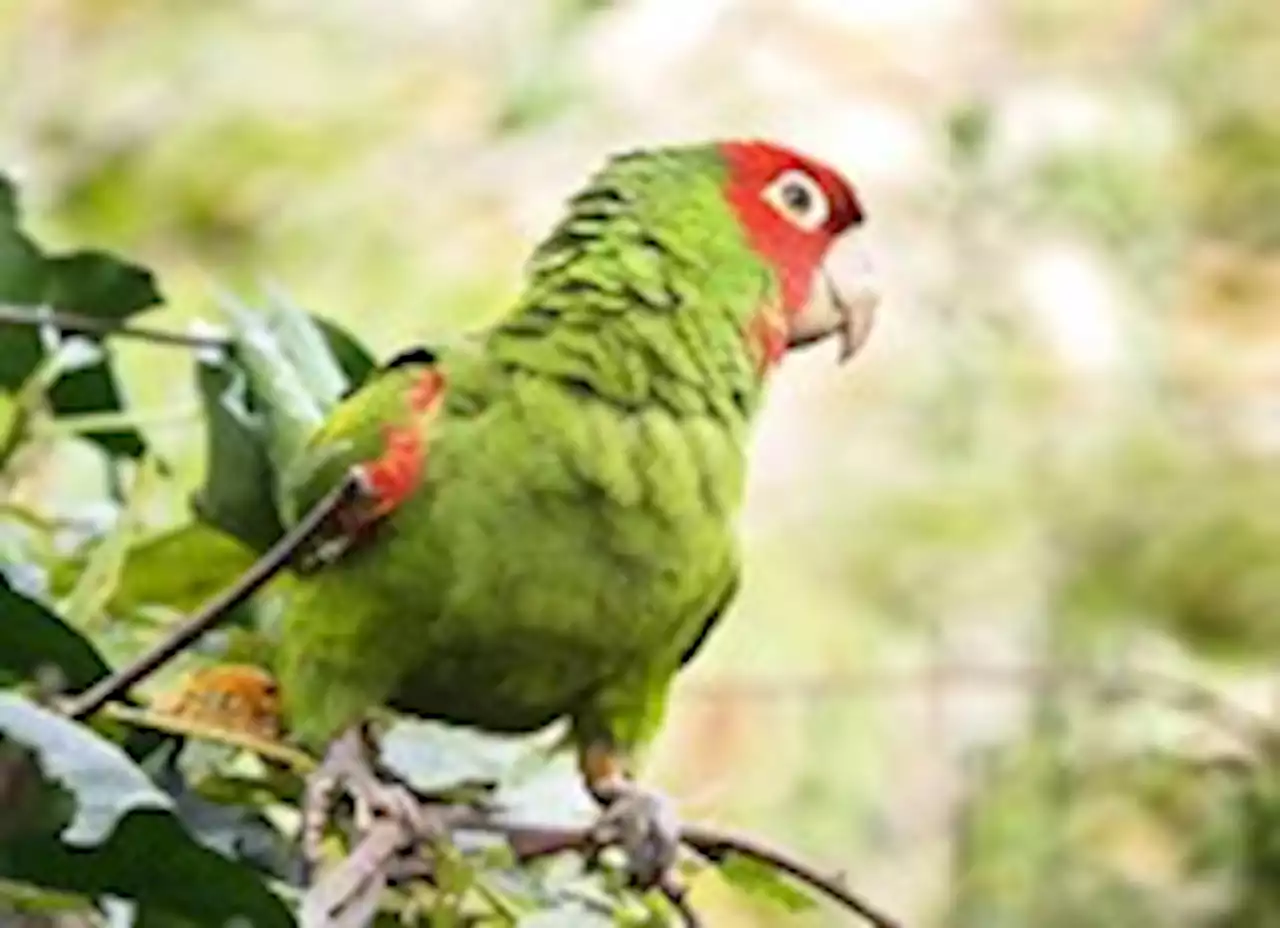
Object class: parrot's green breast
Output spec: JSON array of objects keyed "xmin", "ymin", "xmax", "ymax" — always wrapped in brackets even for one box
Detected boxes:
[{"xmin": 277, "ymin": 357, "xmax": 744, "ymax": 748}]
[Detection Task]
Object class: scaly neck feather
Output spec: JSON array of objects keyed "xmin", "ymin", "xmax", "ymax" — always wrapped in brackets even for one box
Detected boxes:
[{"xmin": 486, "ymin": 179, "xmax": 775, "ymax": 426}]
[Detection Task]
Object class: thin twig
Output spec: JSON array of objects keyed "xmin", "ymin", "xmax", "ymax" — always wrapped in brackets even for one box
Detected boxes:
[
  {"xmin": 63, "ymin": 474, "xmax": 363, "ymax": 720},
  {"xmin": 681, "ymin": 824, "xmax": 900, "ymax": 928},
  {"xmin": 0, "ymin": 304, "xmax": 231, "ymax": 352},
  {"xmin": 658, "ymin": 872, "xmax": 702, "ymax": 928},
  {"xmin": 100, "ymin": 702, "xmax": 316, "ymax": 773}
]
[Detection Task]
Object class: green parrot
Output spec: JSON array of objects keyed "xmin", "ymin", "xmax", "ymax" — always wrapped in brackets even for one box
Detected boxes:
[{"xmin": 272, "ymin": 139, "xmax": 877, "ymax": 886}]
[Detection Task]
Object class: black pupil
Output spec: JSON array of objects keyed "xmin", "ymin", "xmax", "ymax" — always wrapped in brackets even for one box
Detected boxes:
[{"xmin": 782, "ymin": 181, "xmax": 812, "ymax": 213}]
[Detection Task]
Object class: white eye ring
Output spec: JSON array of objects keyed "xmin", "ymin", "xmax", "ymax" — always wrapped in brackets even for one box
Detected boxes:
[{"xmin": 762, "ymin": 169, "xmax": 830, "ymax": 232}]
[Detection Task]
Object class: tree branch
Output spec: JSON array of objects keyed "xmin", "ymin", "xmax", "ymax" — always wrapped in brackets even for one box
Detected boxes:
[
  {"xmin": 309, "ymin": 806, "xmax": 903, "ymax": 928},
  {"xmin": 498, "ymin": 818, "xmax": 901, "ymax": 927},
  {"xmin": 681, "ymin": 824, "xmax": 898, "ymax": 928},
  {"xmin": 62, "ymin": 474, "xmax": 364, "ymax": 720},
  {"xmin": 0, "ymin": 304, "xmax": 231, "ymax": 352}
]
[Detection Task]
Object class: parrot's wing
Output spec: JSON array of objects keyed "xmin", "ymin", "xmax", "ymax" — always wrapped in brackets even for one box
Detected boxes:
[
  {"xmin": 678, "ymin": 561, "xmax": 741, "ymax": 669},
  {"xmin": 280, "ymin": 352, "xmax": 446, "ymax": 570}
]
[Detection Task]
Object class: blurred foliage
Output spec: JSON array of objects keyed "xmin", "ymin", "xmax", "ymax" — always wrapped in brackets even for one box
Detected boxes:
[
  {"xmin": 1054, "ymin": 431, "xmax": 1280, "ymax": 661},
  {"xmin": 0, "ymin": 175, "xmax": 159, "ymax": 459},
  {"xmin": 1158, "ymin": 0, "xmax": 1280, "ymax": 251}
]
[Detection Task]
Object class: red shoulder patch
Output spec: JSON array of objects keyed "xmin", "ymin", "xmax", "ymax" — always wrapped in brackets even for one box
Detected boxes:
[{"xmin": 357, "ymin": 368, "xmax": 447, "ymax": 520}]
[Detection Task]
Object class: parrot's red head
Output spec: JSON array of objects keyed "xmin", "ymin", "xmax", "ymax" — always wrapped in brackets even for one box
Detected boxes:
[
  {"xmin": 720, "ymin": 140, "xmax": 877, "ymax": 365},
  {"xmin": 721, "ymin": 141, "xmax": 863, "ymax": 311}
]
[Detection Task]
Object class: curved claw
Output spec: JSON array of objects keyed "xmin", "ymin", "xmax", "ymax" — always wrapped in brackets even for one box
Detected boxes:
[
  {"xmin": 302, "ymin": 727, "xmax": 441, "ymax": 871},
  {"xmin": 590, "ymin": 782, "xmax": 683, "ymax": 888}
]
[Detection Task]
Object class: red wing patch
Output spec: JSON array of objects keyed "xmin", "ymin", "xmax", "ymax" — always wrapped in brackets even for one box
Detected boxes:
[
  {"xmin": 359, "ymin": 426, "xmax": 427, "ymax": 519},
  {"xmin": 357, "ymin": 368, "xmax": 447, "ymax": 520},
  {"xmin": 295, "ymin": 369, "xmax": 447, "ymax": 571}
]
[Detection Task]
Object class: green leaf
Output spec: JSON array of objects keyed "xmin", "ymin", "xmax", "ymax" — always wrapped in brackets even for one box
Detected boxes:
[
  {"xmin": 0, "ymin": 574, "xmax": 111, "ymax": 692},
  {"xmin": 0, "ymin": 183, "xmax": 51, "ymax": 394},
  {"xmin": 251, "ymin": 289, "xmax": 357, "ymax": 410},
  {"xmin": 191, "ymin": 354, "xmax": 285, "ymax": 554},
  {"xmin": 191, "ymin": 299, "xmax": 376, "ymax": 553},
  {"xmin": 714, "ymin": 852, "xmax": 819, "ymax": 915},
  {"xmin": 0, "ymin": 693, "xmax": 291, "ymax": 926},
  {"xmin": 0, "ymin": 175, "xmax": 16, "ymax": 222},
  {"xmin": 46, "ymin": 361, "xmax": 146, "ymax": 459},
  {"xmin": 43, "ymin": 251, "xmax": 159, "ymax": 319},
  {"xmin": 0, "ymin": 183, "xmax": 46, "ymax": 311},
  {"xmin": 0, "ymin": 172, "xmax": 162, "ymax": 459},
  {"xmin": 96, "ymin": 523, "xmax": 259, "ymax": 616},
  {"xmin": 217, "ymin": 293, "xmax": 356, "ymax": 476},
  {"xmin": 314, "ymin": 315, "xmax": 377, "ymax": 390},
  {"xmin": 49, "ymin": 520, "xmax": 265, "ymax": 652}
]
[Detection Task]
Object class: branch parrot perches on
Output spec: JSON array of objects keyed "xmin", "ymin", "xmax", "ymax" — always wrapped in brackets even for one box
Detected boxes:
[{"xmin": 269, "ymin": 139, "xmax": 878, "ymax": 889}]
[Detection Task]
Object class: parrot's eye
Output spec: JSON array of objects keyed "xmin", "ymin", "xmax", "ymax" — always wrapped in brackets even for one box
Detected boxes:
[{"xmin": 762, "ymin": 169, "xmax": 831, "ymax": 233}]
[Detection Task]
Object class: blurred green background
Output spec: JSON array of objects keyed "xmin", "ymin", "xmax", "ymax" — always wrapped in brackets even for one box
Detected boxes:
[{"xmin": 3, "ymin": 0, "xmax": 1280, "ymax": 924}]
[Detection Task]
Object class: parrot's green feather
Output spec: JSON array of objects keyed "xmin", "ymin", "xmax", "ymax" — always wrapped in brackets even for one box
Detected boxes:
[{"xmin": 275, "ymin": 144, "xmax": 779, "ymax": 762}]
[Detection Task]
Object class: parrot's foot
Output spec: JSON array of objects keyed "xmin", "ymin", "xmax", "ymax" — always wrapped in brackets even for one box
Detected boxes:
[
  {"xmin": 589, "ymin": 779, "xmax": 683, "ymax": 889},
  {"xmin": 302, "ymin": 726, "xmax": 441, "ymax": 870}
]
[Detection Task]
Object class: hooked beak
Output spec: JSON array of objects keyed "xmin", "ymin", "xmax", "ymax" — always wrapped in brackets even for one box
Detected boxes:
[{"xmin": 786, "ymin": 235, "xmax": 880, "ymax": 364}]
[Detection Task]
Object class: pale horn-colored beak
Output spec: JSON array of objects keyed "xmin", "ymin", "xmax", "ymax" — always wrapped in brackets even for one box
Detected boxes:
[{"xmin": 786, "ymin": 234, "xmax": 881, "ymax": 364}]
